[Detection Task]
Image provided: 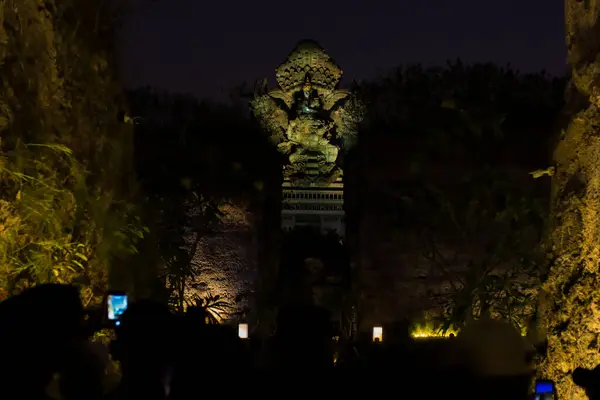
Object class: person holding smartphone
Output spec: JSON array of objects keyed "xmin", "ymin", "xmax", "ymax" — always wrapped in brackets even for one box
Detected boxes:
[{"xmin": 106, "ymin": 300, "xmax": 177, "ymax": 400}]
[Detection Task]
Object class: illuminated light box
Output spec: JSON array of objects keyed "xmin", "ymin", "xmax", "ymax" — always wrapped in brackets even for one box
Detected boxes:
[
  {"xmin": 238, "ymin": 323, "xmax": 248, "ymax": 339},
  {"xmin": 372, "ymin": 326, "xmax": 383, "ymax": 342}
]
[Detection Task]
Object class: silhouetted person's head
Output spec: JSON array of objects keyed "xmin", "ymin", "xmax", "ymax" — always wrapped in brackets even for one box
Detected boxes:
[
  {"xmin": 277, "ymin": 304, "xmax": 331, "ymax": 339},
  {"xmin": 181, "ymin": 308, "xmax": 248, "ymax": 367},
  {"xmin": 388, "ymin": 320, "xmax": 411, "ymax": 344},
  {"xmin": 170, "ymin": 320, "xmax": 249, "ymax": 399},
  {"xmin": 58, "ymin": 340, "xmax": 106, "ymax": 400},
  {"xmin": 185, "ymin": 305, "xmax": 207, "ymax": 324},
  {"xmin": 457, "ymin": 318, "xmax": 532, "ymax": 400},
  {"xmin": 0, "ymin": 284, "xmax": 85, "ymax": 394},
  {"xmin": 275, "ymin": 304, "xmax": 333, "ymax": 367},
  {"xmin": 458, "ymin": 318, "xmax": 532, "ymax": 376},
  {"xmin": 112, "ymin": 300, "xmax": 176, "ymax": 383},
  {"xmin": 574, "ymin": 366, "xmax": 600, "ymax": 399}
]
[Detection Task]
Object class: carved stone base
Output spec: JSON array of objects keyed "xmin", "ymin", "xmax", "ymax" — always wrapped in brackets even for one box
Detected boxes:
[{"xmin": 281, "ymin": 177, "xmax": 345, "ymax": 238}]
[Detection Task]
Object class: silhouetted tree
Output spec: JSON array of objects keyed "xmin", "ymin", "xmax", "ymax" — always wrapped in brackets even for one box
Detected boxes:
[
  {"xmin": 127, "ymin": 88, "xmax": 279, "ymax": 313},
  {"xmin": 349, "ymin": 63, "xmax": 564, "ymax": 329}
]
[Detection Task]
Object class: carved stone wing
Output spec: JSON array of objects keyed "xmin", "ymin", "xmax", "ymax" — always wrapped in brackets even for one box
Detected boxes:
[
  {"xmin": 331, "ymin": 96, "xmax": 366, "ymax": 150},
  {"xmin": 250, "ymin": 94, "xmax": 289, "ymax": 144},
  {"xmin": 268, "ymin": 89, "xmax": 294, "ymax": 109},
  {"xmin": 322, "ymin": 89, "xmax": 349, "ymax": 110}
]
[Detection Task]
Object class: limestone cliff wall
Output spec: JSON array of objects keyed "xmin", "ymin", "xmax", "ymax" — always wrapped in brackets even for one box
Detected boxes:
[{"xmin": 539, "ymin": 2, "xmax": 600, "ymax": 397}]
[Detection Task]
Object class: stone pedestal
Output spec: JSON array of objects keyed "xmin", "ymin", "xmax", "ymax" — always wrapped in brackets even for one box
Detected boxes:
[
  {"xmin": 250, "ymin": 40, "xmax": 363, "ymax": 339},
  {"xmin": 281, "ymin": 177, "xmax": 345, "ymax": 238}
]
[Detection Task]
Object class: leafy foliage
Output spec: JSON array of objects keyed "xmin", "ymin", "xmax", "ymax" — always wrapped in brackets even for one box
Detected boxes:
[
  {"xmin": 161, "ymin": 192, "xmax": 223, "ymax": 313},
  {"xmin": 0, "ymin": 0, "xmax": 143, "ymax": 303},
  {"xmin": 128, "ymin": 88, "xmax": 278, "ymax": 316},
  {"xmin": 186, "ymin": 293, "xmax": 232, "ymax": 324},
  {"xmin": 402, "ymin": 169, "xmax": 546, "ymax": 331},
  {"xmin": 0, "ymin": 142, "xmax": 144, "ymax": 302}
]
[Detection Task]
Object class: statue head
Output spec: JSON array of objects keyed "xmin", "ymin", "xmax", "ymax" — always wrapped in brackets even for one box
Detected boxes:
[
  {"xmin": 303, "ymin": 75, "xmax": 312, "ymax": 93},
  {"xmin": 275, "ymin": 40, "xmax": 343, "ymax": 92}
]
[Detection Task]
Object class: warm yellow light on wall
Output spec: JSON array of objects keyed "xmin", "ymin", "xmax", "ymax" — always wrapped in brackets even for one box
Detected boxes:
[
  {"xmin": 372, "ymin": 326, "xmax": 383, "ymax": 342},
  {"xmin": 410, "ymin": 322, "xmax": 459, "ymax": 339},
  {"xmin": 238, "ymin": 323, "xmax": 248, "ymax": 339}
]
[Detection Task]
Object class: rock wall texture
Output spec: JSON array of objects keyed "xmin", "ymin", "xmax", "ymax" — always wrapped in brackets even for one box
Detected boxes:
[
  {"xmin": 189, "ymin": 204, "xmax": 258, "ymax": 319},
  {"xmin": 539, "ymin": 2, "xmax": 600, "ymax": 398}
]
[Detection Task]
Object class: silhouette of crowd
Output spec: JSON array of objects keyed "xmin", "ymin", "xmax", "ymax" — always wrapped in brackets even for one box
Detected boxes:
[{"xmin": 1, "ymin": 283, "xmax": 597, "ymax": 400}]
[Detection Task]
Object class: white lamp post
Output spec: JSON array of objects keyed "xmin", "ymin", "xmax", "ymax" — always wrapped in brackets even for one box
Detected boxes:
[
  {"xmin": 372, "ymin": 326, "xmax": 383, "ymax": 342},
  {"xmin": 238, "ymin": 323, "xmax": 249, "ymax": 339}
]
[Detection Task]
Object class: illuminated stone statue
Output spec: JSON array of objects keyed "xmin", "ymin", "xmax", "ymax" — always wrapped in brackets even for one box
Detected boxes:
[
  {"xmin": 250, "ymin": 40, "xmax": 364, "ymax": 185},
  {"xmin": 295, "ymin": 75, "xmax": 322, "ymax": 116}
]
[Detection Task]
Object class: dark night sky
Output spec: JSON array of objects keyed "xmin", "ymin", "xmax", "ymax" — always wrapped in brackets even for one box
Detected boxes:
[{"xmin": 118, "ymin": 0, "xmax": 566, "ymax": 99}]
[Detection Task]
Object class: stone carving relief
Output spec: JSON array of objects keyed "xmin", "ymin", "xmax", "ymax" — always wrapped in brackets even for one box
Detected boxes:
[{"xmin": 250, "ymin": 40, "xmax": 364, "ymax": 185}]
